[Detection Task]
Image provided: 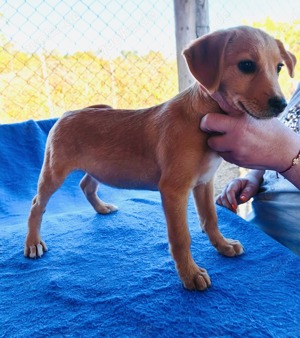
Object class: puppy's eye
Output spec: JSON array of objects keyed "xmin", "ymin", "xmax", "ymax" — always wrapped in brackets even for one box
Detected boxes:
[
  {"xmin": 277, "ymin": 63, "xmax": 284, "ymax": 73},
  {"xmin": 238, "ymin": 60, "xmax": 256, "ymax": 74}
]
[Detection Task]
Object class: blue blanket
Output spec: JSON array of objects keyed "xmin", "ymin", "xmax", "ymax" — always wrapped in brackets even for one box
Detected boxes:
[{"xmin": 1, "ymin": 119, "xmax": 299, "ymax": 337}]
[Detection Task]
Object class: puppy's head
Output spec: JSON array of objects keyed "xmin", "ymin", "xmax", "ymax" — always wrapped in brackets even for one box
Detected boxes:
[{"xmin": 183, "ymin": 26, "xmax": 297, "ymax": 119}]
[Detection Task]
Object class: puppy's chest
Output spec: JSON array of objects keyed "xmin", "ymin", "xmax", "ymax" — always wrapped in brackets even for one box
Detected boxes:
[{"xmin": 195, "ymin": 152, "xmax": 222, "ymax": 185}]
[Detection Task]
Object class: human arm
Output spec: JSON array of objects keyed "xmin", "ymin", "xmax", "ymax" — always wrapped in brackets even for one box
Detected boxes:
[{"xmin": 200, "ymin": 113, "xmax": 300, "ymax": 189}]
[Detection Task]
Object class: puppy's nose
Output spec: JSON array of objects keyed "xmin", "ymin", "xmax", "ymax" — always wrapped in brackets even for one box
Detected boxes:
[{"xmin": 268, "ymin": 96, "xmax": 287, "ymax": 115}]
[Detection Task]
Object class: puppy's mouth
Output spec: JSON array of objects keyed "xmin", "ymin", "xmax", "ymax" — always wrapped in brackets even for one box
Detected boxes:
[
  {"xmin": 213, "ymin": 92, "xmax": 277, "ymax": 120},
  {"xmin": 238, "ymin": 101, "xmax": 272, "ymax": 120},
  {"xmin": 238, "ymin": 101, "xmax": 258, "ymax": 118}
]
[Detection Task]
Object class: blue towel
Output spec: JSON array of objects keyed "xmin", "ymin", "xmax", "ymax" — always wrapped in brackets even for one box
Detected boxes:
[{"xmin": 1, "ymin": 119, "xmax": 299, "ymax": 337}]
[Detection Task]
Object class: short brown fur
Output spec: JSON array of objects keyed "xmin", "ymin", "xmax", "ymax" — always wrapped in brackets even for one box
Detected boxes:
[{"xmin": 24, "ymin": 26, "xmax": 296, "ymax": 290}]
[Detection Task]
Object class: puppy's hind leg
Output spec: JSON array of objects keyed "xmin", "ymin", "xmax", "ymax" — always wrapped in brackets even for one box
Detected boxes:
[
  {"xmin": 25, "ymin": 161, "xmax": 69, "ymax": 258},
  {"xmin": 193, "ymin": 180, "xmax": 244, "ymax": 257},
  {"xmin": 80, "ymin": 174, "xmax": 118, "ymax": 214}
]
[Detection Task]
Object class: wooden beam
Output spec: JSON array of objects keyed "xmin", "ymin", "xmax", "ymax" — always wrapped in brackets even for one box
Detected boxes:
[{"xmin": 174, "ymin": 0, "xmax": 209, "ymax": 92}]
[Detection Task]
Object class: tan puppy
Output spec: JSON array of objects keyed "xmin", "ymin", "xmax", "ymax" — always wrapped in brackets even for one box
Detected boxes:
[{"xmin": 24, "ymin": 26, "xmax": 296, "ymax": 291}]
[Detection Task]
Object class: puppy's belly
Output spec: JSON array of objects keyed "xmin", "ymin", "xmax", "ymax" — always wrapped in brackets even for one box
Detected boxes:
[{"xmin": 85, "ymin": 163, "xmax": 161, "ymax": 191}]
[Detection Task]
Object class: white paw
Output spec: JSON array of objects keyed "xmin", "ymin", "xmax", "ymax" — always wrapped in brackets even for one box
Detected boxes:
[
  {"xmin": 24, "ymin": 240, "xmax": 48, "ymax": 258},
  {"xmin": 97, "ymin": 203, "xmax": 118, "ymax": 214}
]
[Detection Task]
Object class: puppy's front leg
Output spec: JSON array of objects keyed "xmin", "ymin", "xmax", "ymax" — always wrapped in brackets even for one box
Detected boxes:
[
  {"xmin": 160, "ymin": 181, "xmax": 211, "ymax": 291},
  {"xmin": 193, "ymin": 180, "xmax": 244, "ymax": 256}
]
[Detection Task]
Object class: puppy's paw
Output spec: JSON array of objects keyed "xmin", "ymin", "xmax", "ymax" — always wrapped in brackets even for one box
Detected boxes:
[
  {"xmin": 24, "ymin": 238, "xmax": 48, "ymax": 258},
  {"xmin": 96, "ymin": 203, "xmax": 118, "ymax": 214},
  {"xmin": 179, "ymin": 265, "xmax": 211, "ymax": 291},
  {"xmin": 215, "ymin": 237, "xmax": 244, "ymax": 257}
]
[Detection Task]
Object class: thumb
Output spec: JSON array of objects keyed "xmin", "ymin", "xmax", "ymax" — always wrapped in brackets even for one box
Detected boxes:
[{"xmin": 200, "ymin": 113, "xmax": 232, "ymax": 134}]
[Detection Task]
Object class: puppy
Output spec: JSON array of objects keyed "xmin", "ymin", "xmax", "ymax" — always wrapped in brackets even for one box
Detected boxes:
[{"xmin": 24, "ymin": 26, "xmax": 296, "ymax": 291}]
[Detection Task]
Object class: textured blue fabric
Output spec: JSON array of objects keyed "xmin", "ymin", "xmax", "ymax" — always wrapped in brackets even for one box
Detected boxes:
[{"xmin": 1, "ymin": 119, "xmax": 299, "ymax": 337}]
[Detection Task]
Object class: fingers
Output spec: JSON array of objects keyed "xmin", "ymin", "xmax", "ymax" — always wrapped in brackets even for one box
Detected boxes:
[
  {"xmin": 216, "ymin": 179, "xmax": 243, "ymax": 212},
  {"xmin": 216, "ymin": 176, "xmax": 260, "ymax": 213},
  {"xmin": 201, "ymin": 114, "xmax": 240, "ymax": 153},
  {"xmin": 216, "ymin": 194, "xmax": 237, "ymax": 213},
  {"xmin": 238, "ymin": 183, "xmax": 258, "ymax": 203},
  {"xmin": 201, "ymin": 113, "xmax": 294, "ymax": 171},
  {"xmin": 200, "ymin": 113, "xmax": 232, "ymax": 134}
]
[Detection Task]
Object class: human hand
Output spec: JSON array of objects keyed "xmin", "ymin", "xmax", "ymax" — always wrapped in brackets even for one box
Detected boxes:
[
  {"xmin": 200, "ymin": 113, "xmax": 299, "ymax": 173},
  {"xmin": 216, "ymin": 171, "xmax": 263, "ymax": 213}
]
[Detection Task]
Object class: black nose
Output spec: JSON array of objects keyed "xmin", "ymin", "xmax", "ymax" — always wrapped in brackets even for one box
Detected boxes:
[{"xmin": 268, "ymin": 96, "xmax": 287, "ymax": 115}]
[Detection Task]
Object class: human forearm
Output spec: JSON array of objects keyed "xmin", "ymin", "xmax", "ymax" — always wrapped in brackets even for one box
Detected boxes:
[{"xmin": 279, "ymin": 145, "xmax": 300, "ymax": 189}]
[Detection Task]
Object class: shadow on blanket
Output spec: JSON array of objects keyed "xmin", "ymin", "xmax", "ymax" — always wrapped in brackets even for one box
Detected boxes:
[{"xmin": 1, "ymin": 119, "xmax": 299, "ymax": 337}]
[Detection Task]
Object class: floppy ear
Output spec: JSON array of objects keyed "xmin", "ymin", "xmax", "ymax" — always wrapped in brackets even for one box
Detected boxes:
[
  {"xmin": 276, "ymin": 39, "xmax": 297, "ymax": 78},
  {"xmin": 183, "ymin": 29, "xmax": 235, "ymax": 93}
]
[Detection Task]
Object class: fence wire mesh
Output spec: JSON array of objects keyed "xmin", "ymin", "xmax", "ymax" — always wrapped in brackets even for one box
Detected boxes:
[{"xmin": 1, "ymin": 0, "xmax": 300, "ymax": 123}]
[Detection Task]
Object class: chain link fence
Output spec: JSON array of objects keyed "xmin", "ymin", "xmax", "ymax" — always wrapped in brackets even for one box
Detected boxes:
[
  {"xmin": 0, "ymin": 1, "xmax": 178, "ymax": 123},
  {"xmin": 1, "ymin": 0, "xmax": 300, "ymax": 215},
  {"xmin": 1, "ymin": 0, "xmax": 300, "ymax": 124}
]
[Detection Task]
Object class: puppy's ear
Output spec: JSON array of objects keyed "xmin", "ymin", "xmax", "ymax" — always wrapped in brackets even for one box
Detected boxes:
[
  {"xmin": 276, "ymin": 39, "xmax": 297, "ymax": 78},
  {"xmin": 183, "ymin": 30, "xmax": 234, "ymax": 93}
]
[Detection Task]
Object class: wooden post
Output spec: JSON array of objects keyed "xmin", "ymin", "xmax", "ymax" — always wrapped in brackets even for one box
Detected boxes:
[
  {"xmin": 195, "ymin": 0, "xmax": 210, "ymax": 38},
  {"xmin": 174, "ymin": 0, "xmax": 209, "ymax": 92}
]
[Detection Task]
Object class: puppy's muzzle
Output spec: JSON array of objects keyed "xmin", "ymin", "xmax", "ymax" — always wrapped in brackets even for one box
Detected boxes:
[{"xmin": 268, "ymin": 96, "xmax": 287, "ymax": 116}]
